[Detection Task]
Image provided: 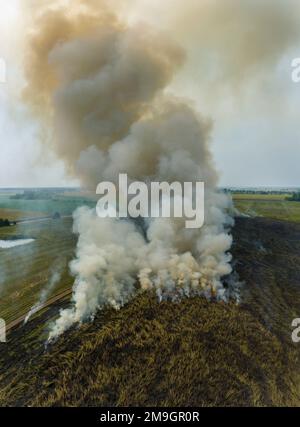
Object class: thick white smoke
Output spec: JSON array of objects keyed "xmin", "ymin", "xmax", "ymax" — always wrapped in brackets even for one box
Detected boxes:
[
  {"xmin": 48, "ymin": 103, "xmax": 234, "ymax": 340},
  {"xmin": 23, "ymin": 1, "xmax": 235, "ymax": 341}
]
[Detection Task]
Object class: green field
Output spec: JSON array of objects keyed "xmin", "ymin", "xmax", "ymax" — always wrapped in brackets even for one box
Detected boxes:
[
  {"xmin": 0, "ymin": 218, "xmax": 76, "ymax": 325},
  {"xmin": 0, "ymin": 192, "xmax": 97, "ymax": 325},
  {"xmin": 233, "ymin": 193, "xmax": 300, "ymax": 223},
  {"xmin": 0, "ymin": 195, "xmax": 95, "ymax": 217}
]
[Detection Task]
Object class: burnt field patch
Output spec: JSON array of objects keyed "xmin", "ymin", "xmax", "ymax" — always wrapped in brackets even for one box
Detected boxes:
[{"xmin": 232, "ymin": 217, "xmax": 300, "ymax": 341}]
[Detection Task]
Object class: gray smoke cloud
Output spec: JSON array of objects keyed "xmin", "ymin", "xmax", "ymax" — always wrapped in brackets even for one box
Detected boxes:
[{"xmin": 23, "ymin": 0, "xmax": 236, "ymax": 341}]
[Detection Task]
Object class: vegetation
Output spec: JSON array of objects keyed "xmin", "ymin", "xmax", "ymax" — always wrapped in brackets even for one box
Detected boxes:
[
  {"xmin": 1, "ymin": 192, "xmax": 300, "ymax": 406},
  {"xmin": 0, "ymin": 218, "xmax": 75, "ymax": 325},
  {"xmin": 232, "ymin": 192, "xmax": 300, "ymax": 223},
  {"xmin": 286, "ymin": 192, "xmax": 300, "ymax": 202},
  {"xmin": 224, "ymin": 188, "xmax": 296, "ymax": 195},
  {"xmin": 0, "ymin": 216, "xmax": 300, "ymax": 406},
  {"xmin": 10, "ymin": 190, "xmax": 54, "ymax": 200},
  {"xmin": 0, "ymin": 194, "xmax": 95, "ymax": 217},
  {"xmin": 232, "ymin": 193, "xmax": 289, "ymax": 200},
  {"xmin": 0, "ymin": 219, "xmax": 10, "ymax": 228},
  {"xmin": 0, "ymin": 293, "xmax": 297, "ymax": 407},
  {"xmin": 52, "ymin": 212, "xmax": 61, "ymax": 220},
  {"xmin": 0, "ymin": 208, "xmax": 45, "ymax": 221}
]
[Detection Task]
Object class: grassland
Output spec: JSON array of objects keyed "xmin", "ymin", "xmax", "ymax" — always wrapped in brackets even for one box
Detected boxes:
[{"xmin": 233, "ymin": 193, "xmax": 300, "ymax": 223}]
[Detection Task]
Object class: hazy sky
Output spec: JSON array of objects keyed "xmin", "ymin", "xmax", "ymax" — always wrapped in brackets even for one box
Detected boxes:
[
  {"xmin": 0, "ymin": 0, "xmax": 300, "ymax": 188},
  {"xmin": 0, "ymin": 0, "xmax": 79, "ymax": 187}
]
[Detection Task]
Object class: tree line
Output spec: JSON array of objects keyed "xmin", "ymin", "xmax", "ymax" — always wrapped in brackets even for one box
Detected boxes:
[{"xmin": 286, "ymin": 192, "xmax": 300, "ymax": 201}]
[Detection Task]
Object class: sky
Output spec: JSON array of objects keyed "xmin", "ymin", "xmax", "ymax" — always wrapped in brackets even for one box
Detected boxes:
[{"xmin": 0, "ymin": 0, "xmax": 300, "ymax": 188}]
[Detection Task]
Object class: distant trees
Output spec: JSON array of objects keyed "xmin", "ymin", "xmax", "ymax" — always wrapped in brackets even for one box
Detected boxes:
[
  {"xmin": 10, "ymin": 190, "xmax": 53, "ymax": 200},
  {"xmin": 0, "ymin": 218, "xmax": 10, "ymax": 227},
  {"xmin": 224, "ymin": 188, "xmax": 290, "ymax": 195},
  {"xmin": 52, "ymin": 212, "xmax": 61, "ymax": 220},
  {"xmin": 286, "ymin": 192, "xmax": 300, "ymax": 202}
]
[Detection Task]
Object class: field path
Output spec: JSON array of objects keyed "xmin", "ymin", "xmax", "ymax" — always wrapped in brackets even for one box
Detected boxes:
[{"xmin": 16, "ymin": 215, "xmax": 72, "ymax": 224}]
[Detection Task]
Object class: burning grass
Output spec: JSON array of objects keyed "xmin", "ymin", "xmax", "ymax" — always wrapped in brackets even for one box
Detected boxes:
[{"xmin": 1, "ymin": 217, "xmax": 300, "ymax": 406}]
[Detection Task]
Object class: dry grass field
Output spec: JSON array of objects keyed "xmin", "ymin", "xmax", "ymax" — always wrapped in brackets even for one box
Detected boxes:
[{"xmin": 0, "ymin": 216, "xmax": 300, "ymax": 406}]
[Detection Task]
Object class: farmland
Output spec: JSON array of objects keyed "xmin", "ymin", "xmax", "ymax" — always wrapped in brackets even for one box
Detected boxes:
[
  {"xmin": 0, "ymin": 190, "xmax": 95, "ymax": 326},
  {"xmin": 1, "ymin": 189, "xmax": 300, "ymax": 406},
  {"xmin": 1, "ymin": 216, "xmax": 300, "ymax": 406},
  {"xmin": 1, "ymin": 190, "xmax": 300, "ymax": 327},
  {"xmin": 0, "ymin": 193, "xmax": 95, "ymax": 217},
  {"xmin": 0, "ymin": 218, "xmax": 76, "ymax": 325},
  {"xmin": 0, "ymin": 208, "xmax": 45, "ymax": 221},
  {"xmin": 1, "ymin": 190, "xmax": 300, "ymax": 328},
  {"xmin": 233, "ymin": 193, "xmax": 300, "ymax": 223}
]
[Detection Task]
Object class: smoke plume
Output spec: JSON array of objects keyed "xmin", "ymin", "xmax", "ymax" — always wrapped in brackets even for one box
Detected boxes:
[
  {"xmin": 24, "ymin": 0, "xmax": 237, "ymax": 341},
  {"xmin": 158, "ymin": 0, "xmax": 300, "ymax": 81},
  {"xmin": 24, "ymin": 261, "xmax": 64, "ymax": 324}
]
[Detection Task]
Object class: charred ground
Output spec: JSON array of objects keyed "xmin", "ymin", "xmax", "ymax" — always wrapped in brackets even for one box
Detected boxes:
[{"xmin": 0, "ymin": 216, "xmax": 300, "ymax": 406}]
